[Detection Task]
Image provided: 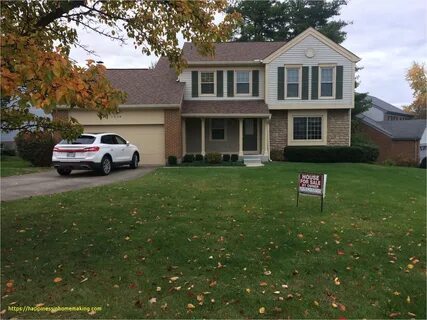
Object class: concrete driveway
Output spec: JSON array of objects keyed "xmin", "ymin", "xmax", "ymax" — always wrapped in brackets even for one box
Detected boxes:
[{"xmin": 1, "ymin": 166, "xmax": 156, "ymax": 201}]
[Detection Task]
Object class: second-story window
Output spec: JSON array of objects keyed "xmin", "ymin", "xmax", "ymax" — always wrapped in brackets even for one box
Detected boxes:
[
  {"xmin": 285, "ymin": 66, "xmax": 301, "ymax": 98},
  {"xmin": 236, "ymin": 71, "xmax": 250, "ymax": 94},
  {"xmin": 320, "ymin": 66, "xmax": 335, "ymax": 98},
  {"xmin": 200, "ymin": 72, "xmax": 215, "ymax": 95}
]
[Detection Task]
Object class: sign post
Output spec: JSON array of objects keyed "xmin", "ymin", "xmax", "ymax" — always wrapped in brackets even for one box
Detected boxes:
[{"xmin": 296, "ymin": 172, "xmax": 327, "ymax": 212}]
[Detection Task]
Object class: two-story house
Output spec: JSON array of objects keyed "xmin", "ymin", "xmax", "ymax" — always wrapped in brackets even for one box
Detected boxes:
[{"xmin": 54, "ymin": 28, "xmax": 361, "ymax": 165}]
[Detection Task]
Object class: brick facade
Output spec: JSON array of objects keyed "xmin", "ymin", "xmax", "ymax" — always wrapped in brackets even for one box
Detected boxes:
[
  {"xmin": 164, "ymin": 109, "xmax": 182, "ymax": 159},
  {"xmin": 360, "ymin": 122, "xmax": 419, "ymax": 163},
  {"xmin": 269, "ymin": 109, "xmax": 351, "ymax": 151},
  {"xmin": 327, "ymin": 109, "xmax": 350, "ymax": 146},
  {"xmin": 269, "ymin": 110, "xmax": 288, "ymax": 151}
]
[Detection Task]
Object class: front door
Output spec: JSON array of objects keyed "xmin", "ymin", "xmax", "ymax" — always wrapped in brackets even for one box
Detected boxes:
[{"xmin": 243, "ymin": 119, "xmax": 258, "ymax": 152}]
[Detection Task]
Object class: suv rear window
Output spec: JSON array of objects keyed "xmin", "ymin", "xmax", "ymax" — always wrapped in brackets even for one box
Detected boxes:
[{"xmin": 60, "ymin": 135, "xmax": 95, "ymax": 145}]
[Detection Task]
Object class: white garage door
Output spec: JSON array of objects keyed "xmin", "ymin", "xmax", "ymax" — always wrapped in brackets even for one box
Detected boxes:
[{"xmin": 84, "ymin": 125, "xmax": 165, "ymax": 165}]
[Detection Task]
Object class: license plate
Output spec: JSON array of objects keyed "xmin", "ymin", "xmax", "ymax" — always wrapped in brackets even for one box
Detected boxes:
[{"xmin": 67, "ymin": 152, "xmax": 76, "ymax": 158}]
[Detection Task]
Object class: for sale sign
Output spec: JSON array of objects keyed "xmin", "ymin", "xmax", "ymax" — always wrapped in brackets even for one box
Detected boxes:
[{"xmin": 297, "ymin": 172, "xmax": 327, "ymax": 211}]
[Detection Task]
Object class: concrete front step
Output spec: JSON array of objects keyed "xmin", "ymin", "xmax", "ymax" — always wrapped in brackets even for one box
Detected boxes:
[{"xmin": 243, "ymin": 156, "xmax": 264, "ymax": 167}]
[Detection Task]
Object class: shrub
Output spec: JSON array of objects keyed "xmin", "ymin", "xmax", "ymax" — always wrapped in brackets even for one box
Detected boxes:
[
  {"xmin": 231, "ymin": 154, "xmax": 239, "ymax": 162},
  {"xmin": 283, "ymin": 145, "xmax": 379, "ymax": 163},
  {"xmin": 222, "ymin": 154, "xmax": 231, "ymax": 162},
  {"xmin": 394, "ymin": 155, "xmax": 419, "ymax": 167},
  {"xmin": 206, "ymin": 152, "xmax": 221, "ymax": 164},
  {"xmin": 195, "ymin": 154, "xmax": 204, "ymax": 161},
  {"xmin": 420, "ymin": 157, "xmax": 426, "ymax": 169},
  {"xmin": 352, "ymin": 143, "xmax": 379, "ymax": 162},
  {"xmin": 15, "ymin": 132, "xmax": 57, "ymax": 166},
  {"xmin": 270, "ymin": 149, "xmax": 284, "ymax": 161},
  {"xmin": 167, "ymin": 155, "xmax": 177, "ymax": 166},
  {"xmin": 1, "ymin": 147, "xmax": 16, "ymax": 156},
  {"xmin": 182, "ymin": 154, "xmax": 195, "ymax": 163}
]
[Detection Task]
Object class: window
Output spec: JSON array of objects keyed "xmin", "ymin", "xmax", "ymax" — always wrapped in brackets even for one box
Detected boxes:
[
  {"xmin": 236, "ymin": 71, "xmax": 250, "ymax": 94},
  {"xmin": 210, "ymin": 119, "xmax": 226, "ymax": 140},
  {"xmin": 293, "ymin": 117, "xmax": 322, "ymax": 140},
  {"xmin": 320, "ymin": 66, "xmax": 334, "ymax": 97},
  {"xmin": 60, "ymin": 135, "xmax": 95, "ymax": 145},
  {"xmin": 114, "ymin": 135, "xmax": 127, "ymax": 144},
  {"xmin": 286, "ymin": 67, "xmax": 301, "ymax": 98},
  {"xmin": 101, "ymin": 135, "xmax": 115, "ymax": 144},
  {"xmin": 200, "ymin": 72, "xmax": 215, "ymax": 95}
]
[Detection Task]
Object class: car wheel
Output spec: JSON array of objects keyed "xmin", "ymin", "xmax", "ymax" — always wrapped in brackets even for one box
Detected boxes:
[
  {"xmin": 130, "ymin": 153, "xmax": 139, "ymax": 169},
  {"xmin": 99, "ymin": 156, "xmax": 112, "ymax": 175},
  {"xmin": 57, "ymin": 167, "xmax": 72, "ymax": 176}
]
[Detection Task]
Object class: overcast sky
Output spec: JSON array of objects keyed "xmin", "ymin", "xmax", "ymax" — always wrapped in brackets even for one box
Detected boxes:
[{"xmin": 70, "ymin": 0, "xmax": 427, "ymax": 108}]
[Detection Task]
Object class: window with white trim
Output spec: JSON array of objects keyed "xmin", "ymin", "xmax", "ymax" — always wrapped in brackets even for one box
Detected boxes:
[
  {"xmin": 293, "ymin": 117, "xmax": 322, "ymax": 140},
  {"xmin": 210, "ymin": 119, "xmax": 226, "ymax": 140},
  {"xmin": 200, "ymin": 72, "xmax": 215, "ymax": 95},
  {"xmin": 285, "ymin": 66, "xmax": 301, "ymax": 98},
  {"xmin": 320, "ymin": 67, "xmax": 334, "ymax": 97},
  {"xmin": 236, "ymin": 71, "xmax": 250, "ymax": 94}
]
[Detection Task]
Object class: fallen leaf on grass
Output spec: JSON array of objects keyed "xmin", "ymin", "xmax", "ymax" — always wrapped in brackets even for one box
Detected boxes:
[
  {"xmin": 245, "ymin": 288, "xmax": 251, "ymax": 293},
  {"xmin": 149, "ymin": 297, "xmax": 157, "ymax": 304},
  {"xmin": 406, "ymin": 296, "xmax": 411, "ymax": 303},
  {"xmin": 209, "ymin": 280, "xmax": 217, "ymax": 288},
  {"xmin": 259, "ymin": 307, "xmax": 266, "ymax": 314},
  {"xmin": 259, "ymin": 281, "xmax": 268, "ymax": 287},
  {"xmin": 334, "ymin": 277, "xmax": 341, "ymax": 285},
  {"xmin": 156, "ymin": 287, "xmax": 161, "ymax": 292},
  {"xmin": 314, "ymin": 300, "xmax": 320, "ymax": 306},
  {"xmin": 170, "ymin": 276, "xmax": 179, "ymax": 282},
  {"xmin": 263, "ymin": 270, "xmax": 272, "ymax": 276},
  {"xmin": 187, "ymin": 303, "xmax": 195, "ymax": 310},
  {"xmin": 407, "ymin": 264, "xmax": 414, "ymax": 269},
  {"xmin": 388, "ymin": 312, "xmax": 401, "ymax": 318},
  {"xmin": 297, "ymin": 233, "xmax": 304, "ymax": 239},
  {"xmin": 53, "ymin": 277, "xmax": 62, "ymax": 283},
  {"xmin": 35, "ymin": 303, "xmax": 45, "ymax": 307},
  {"xmin": 88, "ymin": 310, "xmax": 96, "ymax": 315},
  {"xmin": 337, "ymin": 250, "xmax": 345, "ymax": 256}
]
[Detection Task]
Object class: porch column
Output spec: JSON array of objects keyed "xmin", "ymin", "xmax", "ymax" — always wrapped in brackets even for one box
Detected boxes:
[
  {"xmin": 182, "ymin": 119, "xmax": 186, "ymax": 156},
  {"xmin": 201, "ymin": 118, "xmax": 206, "ymax": 156},
  {"xmin": 238, "ymin": 118, "xmax": 243, "ymax": 156},
  {"xmin": 263, "ymin": 118, "xmax": 269, "ymax": 157}
]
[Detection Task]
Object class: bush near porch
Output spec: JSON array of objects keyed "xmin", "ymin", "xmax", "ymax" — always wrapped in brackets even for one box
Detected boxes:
[{"xmin": 1, "ymin": 163, "xmax": 425, "ymax": 319}]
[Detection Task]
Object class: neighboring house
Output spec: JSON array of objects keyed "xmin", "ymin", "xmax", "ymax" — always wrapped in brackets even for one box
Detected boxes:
[
  {"xmin": 363, "ymin": 95, "xmax": 414, "ymax": 121},
  {"xmin": 358, "ymin": 96, "xmax": 426, "ymax": 164},
  {"xmin": 0, "ymin": 107, "xmax": 51, "ymax": 150},
  {"xmin": 54, "ymin": 28, "xmax": 360, "ymax": 165}
]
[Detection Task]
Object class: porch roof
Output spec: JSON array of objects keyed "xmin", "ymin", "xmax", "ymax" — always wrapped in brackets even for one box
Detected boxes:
[{"xmin": 181, "ymin": 100, "xmax": 270, "ymax": 118}]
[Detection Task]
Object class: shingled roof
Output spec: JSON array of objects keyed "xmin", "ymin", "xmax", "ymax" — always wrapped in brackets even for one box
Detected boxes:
[
  {"xmin": 182, "ymin": 100, "xmax": 269, "ymax": 117},
  {"xmin": 368, "ymin": 95, "xmax": 413, "ymax": 116},
  {"xmin": 182, "ymin": 41, "xmax": 286, "ymax": 62},
  {"xmin": 358, "ymin": 115, "xmax": 426, "ymax": 140},
  {"xmin": 106, "ymin": 57, "xmax": 184, "ymax": 105}
]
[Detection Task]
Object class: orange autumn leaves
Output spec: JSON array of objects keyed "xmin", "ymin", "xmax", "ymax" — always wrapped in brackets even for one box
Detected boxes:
[{"xmin": 1, "ymin": 34, "xmax": 126, "ymax": 114}]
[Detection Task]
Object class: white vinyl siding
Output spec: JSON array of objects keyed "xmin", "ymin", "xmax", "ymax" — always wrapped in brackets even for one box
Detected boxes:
[
  {"xmin": 266, "ymin": 34, "xmax": 354, "ymax": 108},
  {"xmin": 178, "ymin": 67, "xmax": 265, "ymax": 100}
]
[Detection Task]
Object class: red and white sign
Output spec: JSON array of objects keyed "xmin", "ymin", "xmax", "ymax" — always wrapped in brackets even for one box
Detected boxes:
[{"xmin": 298, "ymin": 173, "xmax": 327, "ymax": 197}]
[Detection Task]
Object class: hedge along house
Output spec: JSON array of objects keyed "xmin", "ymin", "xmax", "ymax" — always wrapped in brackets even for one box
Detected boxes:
[{"xmin": 54, "ymin": 28, "xmax": 360, "ymax": 165}]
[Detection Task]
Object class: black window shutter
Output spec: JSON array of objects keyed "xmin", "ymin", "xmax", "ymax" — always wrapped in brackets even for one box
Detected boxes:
[
  {"xmin": 191, "ymin": 71, "xmax": 198, "ymax": 97},
  {"xmin": 227, "ymin": 70, "xmax": 234, "ymax": 97},
  {"xmin": 311, "ymin": 66, "xmax": 319, "ymax": 100},
  {"xmin": 252, "ymin": 70, "xmax": 259, "ymax": 97},
  {"xmin": 217, "ymin": 70, "xmax": 223, "ymax": 97},
  {"xmin": 277, "ymin": 67, "xmax": 284, "ymax": 100},
  {"xmin": 336, "ymin": 66, "xmax": 343, "ymax": 99},
  {"xmin": 302, "ymin": 66, "xmax": 309, "ymax": 100}
]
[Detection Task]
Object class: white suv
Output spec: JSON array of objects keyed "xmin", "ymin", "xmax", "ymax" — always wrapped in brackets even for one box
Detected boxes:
[{"xmin": 52, "ymin": 133, "xmax": 140, "ymax": 176}]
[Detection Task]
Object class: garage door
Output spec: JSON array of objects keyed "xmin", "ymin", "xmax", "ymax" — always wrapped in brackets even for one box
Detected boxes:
[{"xmin": 84, "ymin": 125, "xmax": 165, "ymax": 165}]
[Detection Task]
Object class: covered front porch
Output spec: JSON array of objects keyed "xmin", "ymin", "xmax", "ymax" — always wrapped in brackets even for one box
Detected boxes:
[{"xmin": 181, "ymin": 100, "xmax": 271, "ymax": 161}]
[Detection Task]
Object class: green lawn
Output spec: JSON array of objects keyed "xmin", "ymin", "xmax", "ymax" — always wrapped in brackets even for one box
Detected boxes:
[
  {"xmin": 0, "ymin": 155, "xmax": 46, "ymax": 177},
  {"xmin": 1, "ymin": 163, "xmax": 425, "ymax": 319}
]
